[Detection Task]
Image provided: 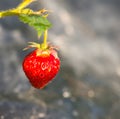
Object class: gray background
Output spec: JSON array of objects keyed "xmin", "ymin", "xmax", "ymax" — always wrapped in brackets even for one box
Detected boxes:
[{"xmin": 0, "ymin": 0, "xmax": 120, "ymax": 119}]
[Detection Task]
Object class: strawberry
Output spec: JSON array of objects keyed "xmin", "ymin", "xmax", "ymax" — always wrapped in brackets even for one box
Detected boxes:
[{"xmin": 22, "ymin": 42, "xmax": 60, "ymax": 89}]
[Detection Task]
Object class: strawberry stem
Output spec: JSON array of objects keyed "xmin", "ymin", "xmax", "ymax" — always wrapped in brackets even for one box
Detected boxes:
[
  {"xmin": 44, "ymin": 30, "xmax": 48, "ymax": 46},
  {"xmin": 41, "ymin": 30, "xmax": 48, "ymax": 50}
]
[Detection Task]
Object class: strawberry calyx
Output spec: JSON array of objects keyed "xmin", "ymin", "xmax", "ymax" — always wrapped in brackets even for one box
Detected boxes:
[
  {"xmin": 24, "ymin": 30, "xmax": 49, "ymax": 51},
  {"xmin": 23, "ymin": 29, "xmax": 59, "ymax": 58},
  {"xmin": 23, "ymin": 42, "xmax": 41, "ymax": 50},
  {"xmin": 23, "ymin": 42, "xmax": 58, "ymax": 51}
]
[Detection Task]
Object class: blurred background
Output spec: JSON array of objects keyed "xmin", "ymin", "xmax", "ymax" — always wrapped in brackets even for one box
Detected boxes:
[{"xmin": 0, "ymin": 0, "xmax": 120, "ymax": 119}]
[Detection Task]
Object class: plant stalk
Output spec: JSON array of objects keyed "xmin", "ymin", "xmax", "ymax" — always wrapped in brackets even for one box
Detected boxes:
[{"xmin": 41, "ymin": 30, "xmax": 48, "ymax": 49}]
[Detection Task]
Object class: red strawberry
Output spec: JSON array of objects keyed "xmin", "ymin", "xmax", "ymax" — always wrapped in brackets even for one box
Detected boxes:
[{"xmin": 22, "ymin": 43, "xmax": 60, "ymax": 89}]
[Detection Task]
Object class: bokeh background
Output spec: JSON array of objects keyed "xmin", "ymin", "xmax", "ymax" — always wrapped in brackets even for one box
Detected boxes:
[{"xmin": 0, "ymin": 0, "xmax": 120, "ymax": 119}]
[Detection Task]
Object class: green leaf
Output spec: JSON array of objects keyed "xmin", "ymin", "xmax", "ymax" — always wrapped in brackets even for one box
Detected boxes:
[{"xmin": 19, "ymin": 14, "xmax": 52, "ymax": 37}]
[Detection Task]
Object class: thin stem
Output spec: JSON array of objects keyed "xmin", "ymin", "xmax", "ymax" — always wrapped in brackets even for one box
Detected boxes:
[
  {"xmin": 43, "ymin": 30, "xmax": 48, "ymax": 49},
  {"xmin": 0, "ymin": 0, "xmax": 36, "ymax": 18},
  {"xmin": 41, "ymin": 30, "xmax": 48, "ymax": 49},
  {"xmin": 0, "ymin": 8, "xmax": 48, "ymax": 18},
  {"xmin": 17, "ymin": 0, "xmax": 36, "ymax": 10},
  {"xmin": 44, "ymin": 30, "xmax": 48, "ymax": 46}
]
